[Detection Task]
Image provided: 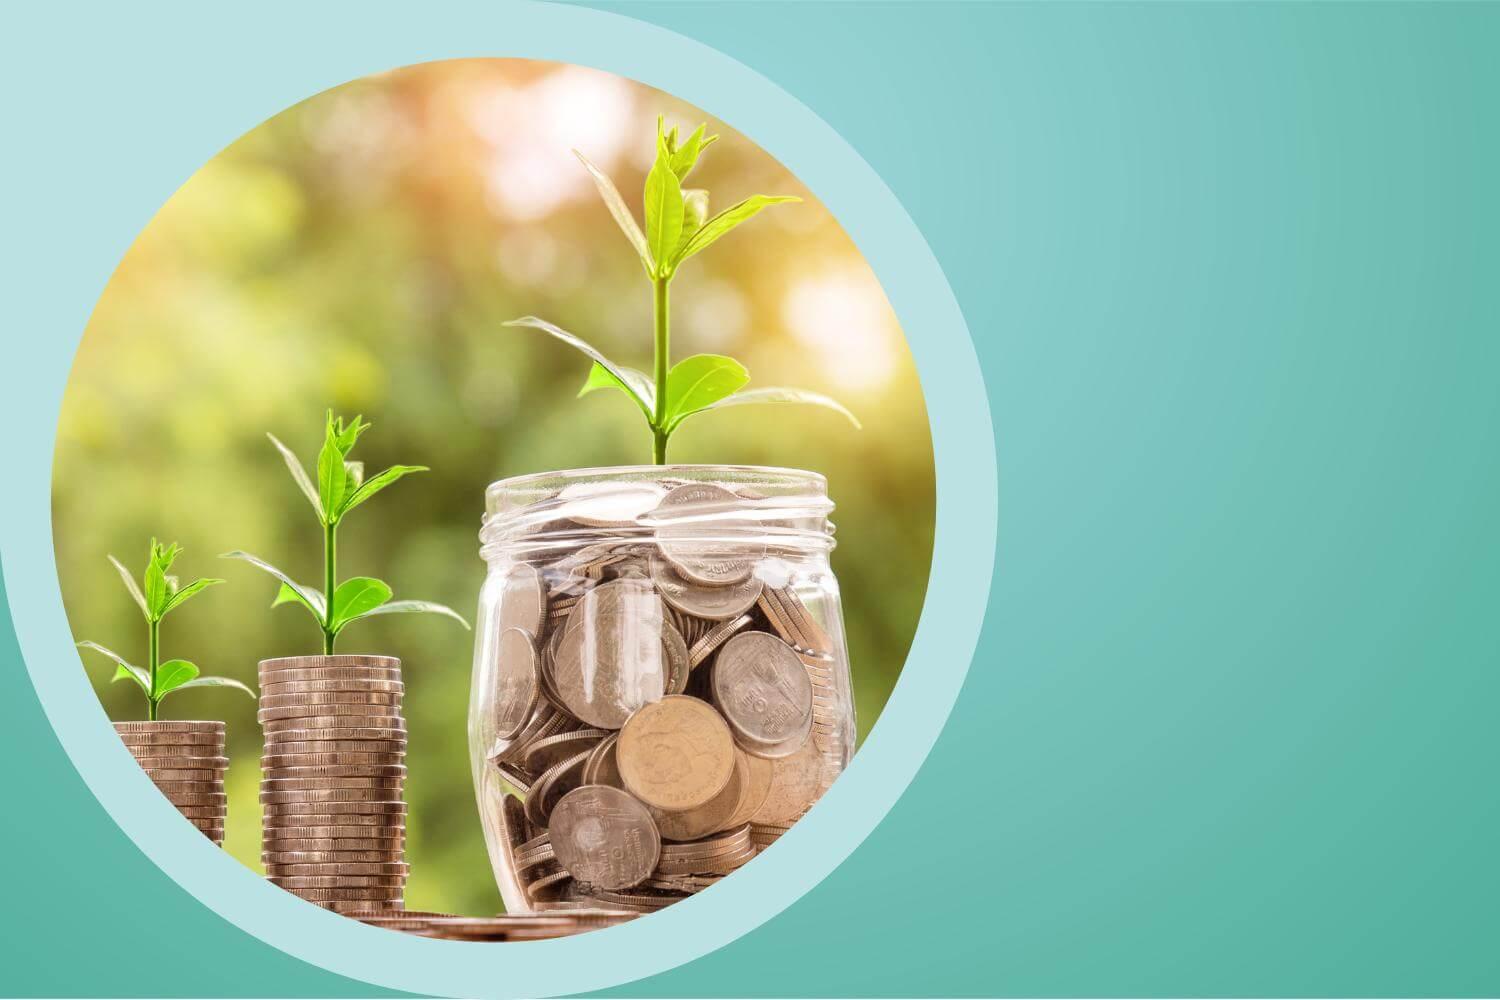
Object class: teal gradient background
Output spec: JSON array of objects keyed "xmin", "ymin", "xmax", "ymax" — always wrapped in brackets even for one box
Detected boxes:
[{"xmin": 4, "ymin": 1, "xmax": 1500, "ymax": 997}]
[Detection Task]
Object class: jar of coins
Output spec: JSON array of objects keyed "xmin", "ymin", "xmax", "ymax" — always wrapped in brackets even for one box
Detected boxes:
[{"xmin": 469, "ymin": 466, "xmax": 856, "ymax": 913}]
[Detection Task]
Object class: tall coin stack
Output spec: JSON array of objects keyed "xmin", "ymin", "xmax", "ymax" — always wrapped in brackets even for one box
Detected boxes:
[
  {"xmin": 258, "ymin": 655, "xmax": 409, "ymax": 914},
  {"xmin": 116, "ymin": 720, "xmax": 228, "ymax": 844}
]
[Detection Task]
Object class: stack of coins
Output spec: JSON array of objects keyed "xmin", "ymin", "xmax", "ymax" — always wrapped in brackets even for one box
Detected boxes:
[
  {"xmin": 480, "ymin": 480, "xmax": 854, "ymax": 911},
  {"xmin": 259, "ymin": 655, "xmax": 408, "ymax": 914},
  {"xmin": 116, "ymin": 721, "xmax": 228, "ymax": 844}
]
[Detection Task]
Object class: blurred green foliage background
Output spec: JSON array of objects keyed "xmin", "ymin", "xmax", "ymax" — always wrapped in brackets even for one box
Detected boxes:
[{"xmin": 54, "ymin": 59, "xmax": 933, "ymax": 916}]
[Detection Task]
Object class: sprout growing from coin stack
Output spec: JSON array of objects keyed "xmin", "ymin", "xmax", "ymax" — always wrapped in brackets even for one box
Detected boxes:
[{"xmin": 77, "ymin": 540, "xmax": 254, "ymax": 845}]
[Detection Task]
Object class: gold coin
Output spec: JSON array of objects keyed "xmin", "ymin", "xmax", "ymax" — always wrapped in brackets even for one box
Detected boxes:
[
  {"xmin": 617, "ymin": 695, "xmax": 735, "ymax": 811},
  {"xmin": 122, "ymin": 740, "xmax": 224, "ymax": 756},
  {"xmin": 266, "ymin": 863, "xmax": 408, "ymax": 877},
  {"xmin": 259, "ymin": 655, "xmax": 400, "ymax": 672},
  {"xmin": 258, "ymin": 704, "xmax": 406, "ymax": 723},
  {"xmin": 260, "ymin": 777, "xmax": 404, "ymax": 792},
  {"xmin": 114, "ymin": 721, "xmax": 223, "ymax": 733},
  {"xmin": 260, "ymin": 822, "xmax": 403, "ymax": 837},
  {"xmin": 748, "ymin": 737, "xmax": 823, "ymax": 826},
  {"xmin": 259, "ymin": 763, "xmax": 406, "ymax": 778},
  {"xmin": 131, "ymin": 756, "xmax": 229, "ymax": 770},
  {"xmin": 261, "ymin": 799, "xmax": 406, "ymax": 815},
  {"xmin": 259, "ymin": 691, "xmax": 402, "ymax": 709},
  {"xmin": 144, "ymin": 768, "xmax": 229, "ymax": 782},
  {"xmin": 275, "ymin": 885, "xmax": 404, "ymax": 902},
  {"xmin": 259, "ymin": 788, "xmax": 404, "ymax": 804},
  {"xmin": 261, "ymin": 838, "xmax": 404, "ymax": 852},
  {"xmin": 261, "ymin": 724, "xmax": 406, "ymax": 739},
  {"xmin": 650, "ymin": 748, "xmax": 745, "ymax": 842},
  {"xmin": 260, "ymin": 677, "xmax": 405, "ymax": 695},
  {"xmin": 119, "ymin": 731, "xmax": 223, "ymax": 747},
  {"xmin": 259, "ymin": 758, "xmax": 406, "ymax": 773},
  {"xmin": 260, "ymin": 739, "xmax": 406, "ymax": 756}
]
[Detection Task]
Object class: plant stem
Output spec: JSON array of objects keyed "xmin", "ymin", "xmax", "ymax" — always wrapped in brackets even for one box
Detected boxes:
[
  {"xmin": 147, "ymin": 617, "xmax": 160, "ymax": 722},
  {"xmin": 323, "ymin": 520, "xmax": 337, "ymax": 655},
  {"xmin": 652, "ymin": 276, "xmax": 670, "ymax": 464}
]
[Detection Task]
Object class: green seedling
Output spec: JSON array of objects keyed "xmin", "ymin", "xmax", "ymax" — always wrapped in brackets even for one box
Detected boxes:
[
  {"xmin": 223, "ymin": 411, "xmax": 469, "ymax": 654},
  {"xmin": 507, "ymin": 116, "xmax": 860, "ymax": 464},
  {"xmin": 77, "ymin": 539, "xmax": 253, "ymax": 720}
]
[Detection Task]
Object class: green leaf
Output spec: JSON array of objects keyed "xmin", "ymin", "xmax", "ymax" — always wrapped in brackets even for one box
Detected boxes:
[
  {"xmin": 79, "ymin": 640, "xmax": 150, "ymax": 695},
  {"xmin": 675, "ymin": 195, "xmax": 801, "ymax": 269},
  {"xmin": 695, "ymin": 386, "xmax": 862, "ymax": 429},
  {"xmin": 143, "ymin": 540, "xmax": 174, "ymax": 620},
  {"xmin": 578, "ymin": 361, "xmax": 659, "ymax": 416},
  {"xmin": 160, "ymin": 577, "xmax": 224, "ymax": 616},
  {"xmin": 111, "ymin": 663, "xmax": 151, "ymax": 696},
  {"xmin": 644, "ymin": 134, "xmax": 684, "ymax": 276},
  {"xmin": 329, "ymin": 577, "xmax": 393, "ymax": 634},
  {"xmin": 162, "ymin": 675, "xmax": 257, "ymax": 700},
  {"xmin": 669, "ymin": 125, "xmax": 717, "ymax": 180},
  {"xmin": 267, "ymin": 432, "xmax": 324, "ymax": 521},
  {"xmin": 222, "ymin": 551, "xmax": 328, "ymax": 625},
  {"xmin": 573, "ymin": 150, "xmax": 653, "ymax": 273},
  {"xmin": 273, "ymin": 581, "xmax": 328, "ymax": 620},
  {"xmin": 153, "ymin": 658, "xmax": 200, "ymax": 697},
  {"xmin": 337, "ymin": 465, "xmax": 428, "ymax": 519},
  {"xmin": 334, "ymin": 413, "xmax": 369, "ymax": 453},
  {"xmin": 316, "ymin": 416, "xmax": 350, "ymax": 523},
  {"xmin": 362, "ymin": 600, "xmax": 471, "ymax": 630},
  {"xmin": 504, "ymin": 317, "xmax": 655, "ymax": 418},
  {"xmin": 107, "ymin": 555, "xmax": 149, "ymax": 618},
  {"xmin": 663, "ymin": 354, "xmax": 750, "ymax": 430},
  {"xmin": 344, "ymin": 461, "xmax": 364, "ymax": 489}
]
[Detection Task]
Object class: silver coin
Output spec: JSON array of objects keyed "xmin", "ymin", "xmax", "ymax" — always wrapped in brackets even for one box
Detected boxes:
[
  {"xmin": 711, "ymin": 631, "xmax": 815, "ymax": 748},
  {"xmin": 650, "ymin": 483, "xmax": 765, "ymax": 586},
  {"xmin": 549, "ymin": 785, "xmax": 661, "ymax": 890},
  {"xmin": 491, "ymin": 627, "xmax": 540, "ymax": 741},
  {"xmin": 651, "ymin": 557, "xmax": 762, "ymax": 621}
]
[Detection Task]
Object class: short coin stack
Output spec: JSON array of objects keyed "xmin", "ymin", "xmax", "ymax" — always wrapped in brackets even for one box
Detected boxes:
[
  {"xmin": 259, "ymin": 655, "xmax": 409, "ymax": 914},
  {"xmin": 116, "ymin": 720, "xmax": 227, "ymax": 844}
]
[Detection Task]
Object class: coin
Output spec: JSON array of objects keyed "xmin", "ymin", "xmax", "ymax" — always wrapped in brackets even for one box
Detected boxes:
[
  {"xmin": 499, "ymin": 562, "xmax": 546, "ymax": 637},
  {"xmin": 556, "ymin": 480, "xmax": 666, "ymax": 527},
  {"xmin": 650, "ymin": 483, "xmax": 765, "ymax": 586},
  {"xmin": 649, "ymin": 747, "xmax": 745, "ymax": 842},
  {"xmin": 122, "ymin": 739, "xmax": 224, "ymax": 756},
  {"xmin": 131, "ymin": 756, "xmax": 229, "ymax": 770},
  {"xmin": 259, "ymin": 678, "xmax": 405, "ymax": 695},
  {"xmin": 259, "ymin": 667, "xmax": 404, "ymax": 684},
  {"xmin": 260, "ymin": 777, "xmax": 404, "ymax": 791},
  {"xmin": 262, "ymin": 838, "xmax": 403, "ymax": 852},
  {"xmin": 150, "ymin": 780, "xmax": 225, "ymax": 795},
  {"xmin": 687, "ymin": 614, "xmax": 753, "ymax": 669},
  {"xmin": 491, "ymin": 627, "xmax": 539, "ymax": 741},
  {"xmin": 260, "ymin": 755, "xmax": 406, "ymax": 770},
  {"xmin": 261, "ymin": 800, "xmax": 407, "ymax": 815},
  {"xmin": 721, "ymin": 750, "xmax": 773, "ymax": 830},
  {"xmin": 114, "ymin": 721, "xmax": 223, "ymax": 733},
  {"xmin": 260, "ymin": 788, "xmax": 404, "ymax": 804},
  {"xmin": 259, "ymin": 691, "xmax": 402, "ymax": 709},
  {"xmin": 144, "ymin": 768, "xmax": 228, "ymax": 782},
  {"xmin": 551, "ymin": 583, "xmax": 666, "ymax": 729},
  {"xmin": 522, "ymin": 729, "xmax": 608, "ymax": 773},
  {"xmin": 261, "ymin": 822, "xmax": 402, "ymax": 837},
  {"xmin": 662, "ymin": 622, "xmax": 690, "ymax": 696},
  {"xmin": 258, "ymin": 703, "xmax": 406, "ymax": 723},
  {"xmin": 549, "ymin": 785, "xmax": 660, "ymax": 891},
  {"xmin": 265, "ymin": 861, "xmax": 409, "ymax": 875},
  {"xmin": 159, "ymin": 791, "xmax": 228, "ymax": 807},
  {"xmin": 260, "ymin": 764, "xmax": 406, "ymax": 779},
  {"xmin": 262, "ymin": 722, "xmax": 406, "ymax": 738},
  {"xmin": 748, "ymin": 737, "xmax": 823, "ymax": 826},
  {"xmin": 524, "ymin": 748, "xmax": 591, "ymax": 828},
  {"xmin": 276, "ymin": 886, "xmax": 404, "ymax": 902},
  {"xmin": 259, "ymin": 655, "xmax": 400, "ymax": 672},
  {"xmin": 658, "ymin": 824, "xmax": 751, "ymax": 858},
  {"xmin": 711, "ymin": 631, "xmax": 815, "ymax": 748},
  {"xmin": 119, "ymin": 731, "xmax": 223, "ymax": 746},
  {"xmin": 581, "ymin": 732, "xmax": 622, "ymax": 788},
  {"xmin": 651, "ymin": 558, "xmax": 763, "ymax": 621},
  {"xmin": 617, "ymin": 696, "xmax": 735, "ymax": 812},
  {"xmin": 261, "ymin": 740, "xmax": 406, "ymax": 756},
  {"xmin": 174, "ymin": 805, "xmax": 227, "ymax": 819}
]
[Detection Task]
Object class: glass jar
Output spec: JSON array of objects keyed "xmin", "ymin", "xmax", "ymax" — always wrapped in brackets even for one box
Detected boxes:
[{"xmin": 469, "ymin": 466, "xmax": 857, "ymax": 913}]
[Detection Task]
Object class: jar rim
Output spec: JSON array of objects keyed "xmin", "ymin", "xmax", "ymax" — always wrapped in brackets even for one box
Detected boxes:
[{"xmin": 485, "ymin": 464, "xmax": 828, "ymax": 508}]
